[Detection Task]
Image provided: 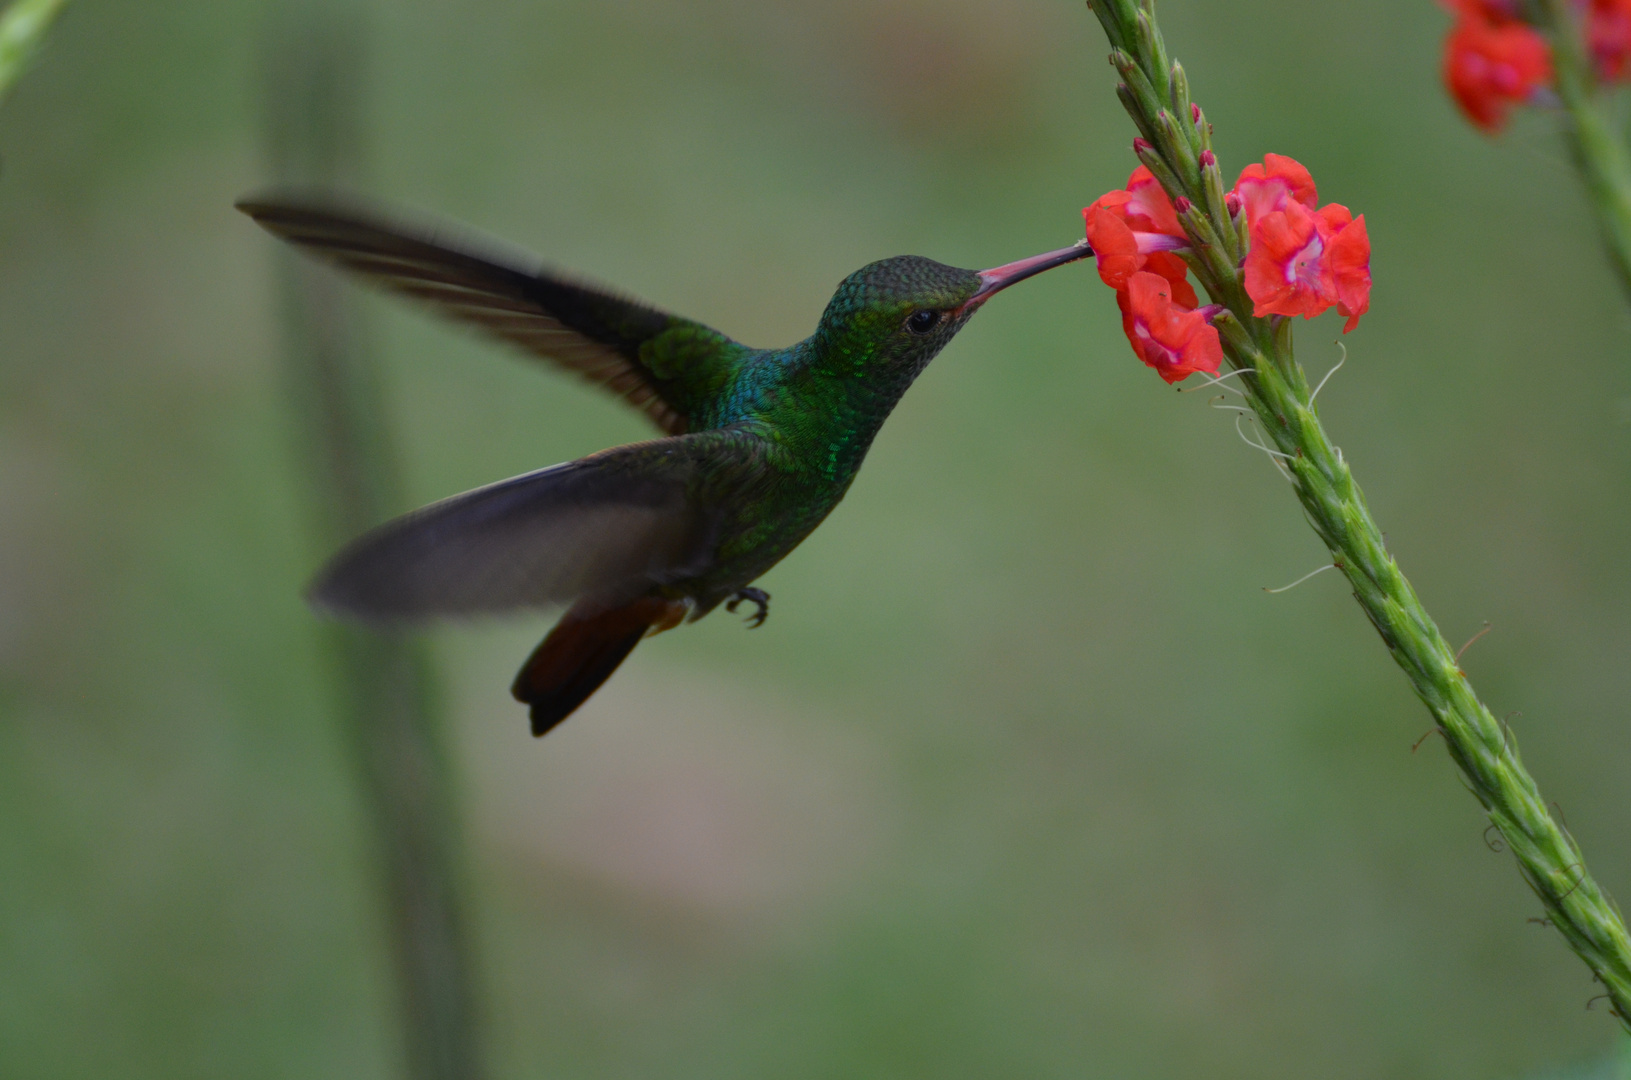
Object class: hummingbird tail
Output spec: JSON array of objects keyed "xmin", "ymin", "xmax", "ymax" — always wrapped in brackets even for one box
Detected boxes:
[{"xmin": 511, "ymin": 595, "xmax": 687, "ymax": 736}]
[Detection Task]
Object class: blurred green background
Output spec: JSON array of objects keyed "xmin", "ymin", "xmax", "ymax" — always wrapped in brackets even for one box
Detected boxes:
[{"xmin": 4, "ymin": 0, "xmax": 1631, "ymax": 1077}]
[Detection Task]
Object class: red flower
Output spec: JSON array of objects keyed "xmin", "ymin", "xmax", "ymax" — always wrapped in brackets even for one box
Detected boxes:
[
  {"xmin": 1085, "ymin": 166, "xmax": 1216, "ymax": 381},
  {"xmin": 1118, "ymin": 271, "xmax": 1223, "ymax": 384},
  {"xmin": 1591, "ymin": 0, "xmax": 1631, "ymax": 81},
  {"xmin": 1232, "ymin": 154, "xmax": 1371, "ymax": 332},
  {"xmin": 1233, "ymin": 153, "xmax": 1317, "ymax": 228},
  {"xmin": 1442, "ymin": 7, "xmax": 1552, "ymax": 132},
  {"xmin": 1241, "ymin": 197, "xmax": 1371, "ymax": 333},
  {"xmin": 1083, "ymin": 165, "xmax": 1190, "ymax": 290}
]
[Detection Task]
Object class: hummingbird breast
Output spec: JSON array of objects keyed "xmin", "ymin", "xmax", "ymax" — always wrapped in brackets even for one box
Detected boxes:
[
  {"xmin": 675, "ymin": 430, "xmax": 856, "ymax": 612},
  {"xmin": 667, "ymin": 339, "xmax": 909, "ymax": 612}
]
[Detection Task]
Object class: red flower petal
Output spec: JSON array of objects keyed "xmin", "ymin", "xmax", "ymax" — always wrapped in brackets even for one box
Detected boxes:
[
  {"xmin": 1124, "ymin": 165, "xmax": 1186, "ymax": 238},
  {"xmin": 1316, "ymin": 203, "xmax": 1353, "ymax": 232},
  {"xmin": 1233, "ymin": 154, "xmax": 1318, "ymax": 228},
  {"xmin": 1324, "ymin": 212, "xmax": 1371, "ymax": 333},
  {"xmin": 1083, "ymin": 200, "xmax": 1142, "ymax": 289},
  {"xmin": 1142, "ymin": 251, "xmax": 1199, "ymax": 309}
]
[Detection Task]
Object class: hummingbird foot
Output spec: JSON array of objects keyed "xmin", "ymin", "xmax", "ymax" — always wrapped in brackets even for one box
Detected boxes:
[{"xmin": 726, "ymin": 587, "xmax": 770, "ymax": 629}]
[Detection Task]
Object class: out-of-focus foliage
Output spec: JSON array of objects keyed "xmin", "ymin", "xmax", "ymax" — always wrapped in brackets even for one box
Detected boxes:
[
  {"xmin": 0, "ymin": 0, "xmax": 69, "ymax": 106},
  {"xmin": 4, "ymin": 1, "xmax": 1631, "ymax": 1078}
]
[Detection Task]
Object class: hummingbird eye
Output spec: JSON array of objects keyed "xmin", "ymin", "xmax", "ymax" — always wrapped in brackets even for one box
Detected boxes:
[{"xmin": 906, "ymin": 309, "xmax": 942, "ymax": 334}]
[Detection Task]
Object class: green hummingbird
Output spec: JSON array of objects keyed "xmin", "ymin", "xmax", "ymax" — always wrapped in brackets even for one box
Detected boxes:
[{"xmin": 239, "ymin": 197, "xmax": 1091, "ymax": 735}]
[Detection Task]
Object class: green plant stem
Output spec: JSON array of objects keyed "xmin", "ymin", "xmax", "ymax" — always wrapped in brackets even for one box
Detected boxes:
[
  {"xmin": 1535, "ymin": 0, "xmax": 1631, "ymax": 303},
  {"xmin": 262, "ymin": 6, "xmax": 485, "ymax": 1077},
  {"xmin": 1089, "ymin": 0, "xmax": 1631, "ymax": 1026},
  {"xmin": 0, "ymin": 0, "xmax": 68, "ymax": 107}
]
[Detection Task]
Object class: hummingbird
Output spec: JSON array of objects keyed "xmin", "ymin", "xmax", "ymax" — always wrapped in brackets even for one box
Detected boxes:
[{"xmin": 239, "ymin": 197, "xmax": 1092, "ymax": 736}]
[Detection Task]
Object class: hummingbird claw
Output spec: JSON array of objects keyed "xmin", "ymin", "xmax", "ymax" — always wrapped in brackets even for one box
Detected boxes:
[{"xmin": 726, "ymin": 587, "xmax": 769, "ymax": 628}]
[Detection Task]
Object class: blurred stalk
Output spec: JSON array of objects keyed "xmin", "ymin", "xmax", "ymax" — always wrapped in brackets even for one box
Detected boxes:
[
  {"xmin": 0, "ymin": 0, "xmax": 68, "ymax": 108},
  {"xmin": 260, "ymin": 5, "xmax": 485, "ymax": 1078},
  {"xmin": 1088, "ymin": 0, "xmax": 1631, "ymax": 1027},
  {"xmin": 1534, "ymin": 0, "xmax": 1631, "ymax": 303}
]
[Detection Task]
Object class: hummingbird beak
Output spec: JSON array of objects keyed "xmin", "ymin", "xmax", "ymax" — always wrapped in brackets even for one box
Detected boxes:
[{"xmin": 954, "ymin": 239, "xmax": 1095, "ymax": 316}]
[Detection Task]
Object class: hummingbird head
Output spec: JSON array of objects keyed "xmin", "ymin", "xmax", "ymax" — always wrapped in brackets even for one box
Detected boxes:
[
  {"xmin": 812, "ymin": 256, "xmax": 981, "ymax": 375},
  {"xmin": 811, "ymin": 243, "xmax": 1093, "ymax": 379}
]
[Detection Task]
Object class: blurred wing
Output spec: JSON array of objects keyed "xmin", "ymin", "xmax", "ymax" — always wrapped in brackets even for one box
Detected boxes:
[
  {"xmin": 238, "ymin": 195, "xmax": 749, "ymax": 434},
  {"xmin": 309, "ymin": 437, "xmax": 722, "ymax": 621}
]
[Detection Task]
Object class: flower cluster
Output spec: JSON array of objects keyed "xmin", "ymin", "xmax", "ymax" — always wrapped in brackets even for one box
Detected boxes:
[
  {"xmin": 1082, "ymin": 155, "xmax": 1372, "ymax": 383},
  {"xmin": 1084, "ymin": 166, "xmax": 1222, "ymax": 384},
  {"xmin": 1441, "ymin": 0, "xmax": 1631, "ymax": 133}
]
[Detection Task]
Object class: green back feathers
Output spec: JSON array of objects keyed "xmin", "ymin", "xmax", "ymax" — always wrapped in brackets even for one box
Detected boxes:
[{"xmin": 637, "ymin": 319, "xmax": 750, "ymax": 422}]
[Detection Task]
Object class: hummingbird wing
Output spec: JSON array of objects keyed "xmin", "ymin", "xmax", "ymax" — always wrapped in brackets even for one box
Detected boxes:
[
  {"xmin": 237, "ymin": 196, "xmax": 748, "ymax": 435},
  {"xmin": 309, "ymin": 435, "xmax": 727, "ymax": 622}
]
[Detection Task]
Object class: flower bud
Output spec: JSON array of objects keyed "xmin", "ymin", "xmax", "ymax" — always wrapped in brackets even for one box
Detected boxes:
[
  {"xmin": 1191, "ymin": 103, "xmax": 1202, "ymax": 126},
  {"xmin": 1174, "ymin": 195, "xmax": 1192, "ymax": 214},
  {"xmin": 1133, "ymin": 136, "xmax": 1154, "ymax": 155},
  {"xmin": 1200, "ymin": 149, "xmax": 1216, "ymax": 168},
  {"xmin": 1225, "ymin": 192, "xmax": 1242, "ymax": 217}
]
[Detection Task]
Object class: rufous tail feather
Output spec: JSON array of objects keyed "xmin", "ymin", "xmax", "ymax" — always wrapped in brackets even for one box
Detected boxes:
[{"xmin": 511, "ymin": 595, "xmax": 687, "ymax": 736}]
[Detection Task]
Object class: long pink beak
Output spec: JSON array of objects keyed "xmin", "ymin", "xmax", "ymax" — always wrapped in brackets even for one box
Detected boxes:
[{"xmin": 956, "ymin": 240, "xmax": 1095, "ymax": 314}]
